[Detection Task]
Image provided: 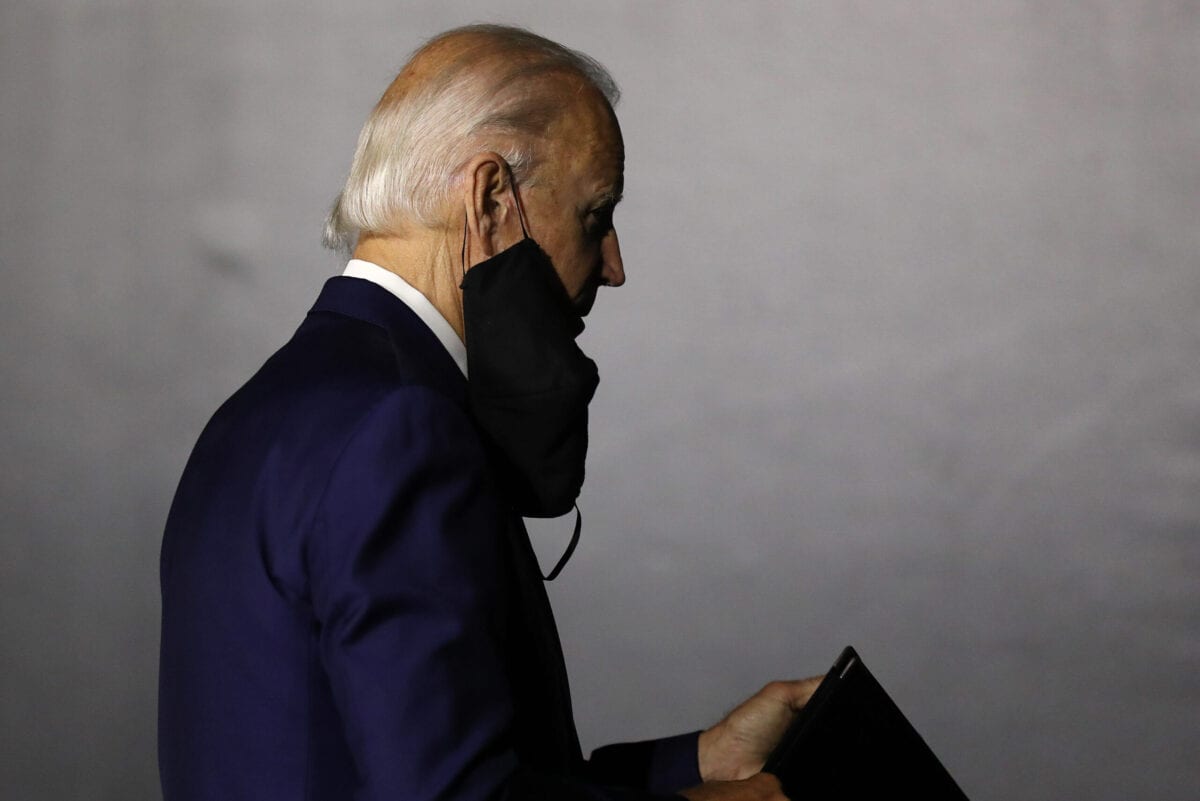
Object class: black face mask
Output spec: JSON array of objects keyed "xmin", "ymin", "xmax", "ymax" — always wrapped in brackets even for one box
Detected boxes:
[{"xmin": 460, "ymin": 235, "xmax": 600, "ymax": 577}]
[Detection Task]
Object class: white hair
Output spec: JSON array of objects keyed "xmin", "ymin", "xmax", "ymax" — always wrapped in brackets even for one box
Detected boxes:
[{"xmin": 322, "ymin": 24, "xmax": 620, "ymax": 253}]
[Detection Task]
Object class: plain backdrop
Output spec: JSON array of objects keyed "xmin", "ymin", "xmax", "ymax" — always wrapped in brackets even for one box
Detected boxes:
[{"xmin": 2, "ymin": 2, "xmax": 1197, "ymax": 800}]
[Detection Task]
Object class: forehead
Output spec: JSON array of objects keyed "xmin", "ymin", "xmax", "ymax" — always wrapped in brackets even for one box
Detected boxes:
[{"xmin": 541, "ymin": 85, "xmax": 624, "ymax": 196}]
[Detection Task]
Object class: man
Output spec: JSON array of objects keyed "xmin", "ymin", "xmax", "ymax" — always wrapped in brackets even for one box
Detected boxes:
[{"xmin": 160, "ymin": 24, "xmax": 817, "ymax": 801}]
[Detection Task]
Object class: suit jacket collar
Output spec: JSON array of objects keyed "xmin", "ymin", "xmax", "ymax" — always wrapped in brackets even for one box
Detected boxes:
[{"xmin": 309, "ymin": 276, "xmax": 468, "ymax": 407}]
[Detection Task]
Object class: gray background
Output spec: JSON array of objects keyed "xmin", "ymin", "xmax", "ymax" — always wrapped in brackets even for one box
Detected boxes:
[{"xmin": 2, "ymin": 2, "xmax": 1197, "ymax": 800}]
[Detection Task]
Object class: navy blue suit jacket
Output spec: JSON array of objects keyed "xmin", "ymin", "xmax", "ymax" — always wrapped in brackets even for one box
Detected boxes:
[{"xmin": 159, "ymin": 276, "xmax": 700, "ymax": 801}]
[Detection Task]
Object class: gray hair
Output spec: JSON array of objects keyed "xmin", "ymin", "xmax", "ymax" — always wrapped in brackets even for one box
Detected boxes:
[{"xmin": 322, "ymin": 24, "xmax": 620, "ymax": 253}]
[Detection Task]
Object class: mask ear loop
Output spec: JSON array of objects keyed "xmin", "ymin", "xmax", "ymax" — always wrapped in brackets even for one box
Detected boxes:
[
  {"xmin": 510, "ymin": 166, "xmax": 579, "ymax": 581},
  {"xmin": 461, "ymin": 162, "xmax": 576, "ymax": 581},
  {"xmin": 542, "ymin": 503, "xmax": 582, "ymax": 582},
  {"xmin": 460, "ymin": 214, "xmax": 469, "ymax": 286},
  {"xmin": 509, "ymin": 169, "xmax": 530, "ymax": 241}
]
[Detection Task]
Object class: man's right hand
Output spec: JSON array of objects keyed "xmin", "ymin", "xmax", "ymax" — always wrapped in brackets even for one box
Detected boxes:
[{"xmin": 679, "ymin": 772, "xmax": 789, "ymax": 801}]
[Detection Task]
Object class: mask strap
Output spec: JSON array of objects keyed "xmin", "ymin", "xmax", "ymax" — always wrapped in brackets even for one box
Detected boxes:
[
  {"xmin": 460, "ymin": 215, "xmax": 469, "ymax": 284},
  {"xmin": 510, "ymin": 171, "xmax": 531, "ymax": 240},
  {"xmin": 542, "ymin": 504, "xmax": 582, "ymax": 582}
]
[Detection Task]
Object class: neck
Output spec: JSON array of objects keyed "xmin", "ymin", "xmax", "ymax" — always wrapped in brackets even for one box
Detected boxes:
[{"xmin": 352, "ymin": 230, "xmax": 465, "ymax": 340}]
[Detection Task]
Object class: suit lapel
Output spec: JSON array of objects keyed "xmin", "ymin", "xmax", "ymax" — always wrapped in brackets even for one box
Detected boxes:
[{"xmin": 502, "ymin": 515, "xmax": 584, "ymax": 773}]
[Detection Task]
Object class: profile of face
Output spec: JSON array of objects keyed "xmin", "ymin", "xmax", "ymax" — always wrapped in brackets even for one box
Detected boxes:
[{"xmin": 516, "ymin": 87, "xmax": 626, "ymax": 316}]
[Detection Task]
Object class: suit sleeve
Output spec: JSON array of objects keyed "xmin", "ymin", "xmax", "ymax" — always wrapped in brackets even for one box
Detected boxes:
[
  {"xmin": 306, "ymin": 388, "xmax": 693, "ymax": 801},
  {"xmin": 583, "ymin": 733, "xmax": 700, "ymax": 796},
  {"xmin": 587, "ymin": 732, "xmax": 703, "ymax": 794}
]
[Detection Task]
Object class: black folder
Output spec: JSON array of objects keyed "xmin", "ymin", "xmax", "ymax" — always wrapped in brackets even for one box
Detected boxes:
[{"xmin": 764, "ymin": 646, "xmax": 970, "ymax": 800}]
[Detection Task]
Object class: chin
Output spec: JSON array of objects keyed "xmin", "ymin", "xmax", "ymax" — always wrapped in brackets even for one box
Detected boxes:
[{"xmin": 573, "ymin": 286, "xmax": 599, "ymax": 317}]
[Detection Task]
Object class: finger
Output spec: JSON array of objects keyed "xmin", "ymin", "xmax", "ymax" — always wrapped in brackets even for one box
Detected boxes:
[{"xmin": 765, "ymin": 676, "xmax": 824, "ymax": 710}]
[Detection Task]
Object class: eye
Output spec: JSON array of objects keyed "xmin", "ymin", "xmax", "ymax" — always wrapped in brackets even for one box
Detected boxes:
[{"xmin": 585, "ymin": 205, "xmax": 615, "ymax": 240}]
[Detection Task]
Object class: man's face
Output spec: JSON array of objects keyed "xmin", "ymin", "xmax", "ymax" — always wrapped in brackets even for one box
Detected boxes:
[{"xmin": 520, "ymin": 88, "xmax": 625, "ymax": 315}]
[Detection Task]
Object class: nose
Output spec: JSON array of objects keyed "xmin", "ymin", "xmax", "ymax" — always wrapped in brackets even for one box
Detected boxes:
[{"xmin": 599, "ymin": 229, "xmax": 625, "ymax": 287}]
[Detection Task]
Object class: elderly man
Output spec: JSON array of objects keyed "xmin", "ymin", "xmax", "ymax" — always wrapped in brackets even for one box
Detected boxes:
[{"xmin": 159, "ymin": 24, "xmax": 815, "ymax": 801}]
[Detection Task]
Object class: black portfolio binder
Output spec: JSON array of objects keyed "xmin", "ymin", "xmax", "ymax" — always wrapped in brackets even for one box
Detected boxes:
[{"xmin": 764, "ymin": 646, "xmax": 970, "ymax": 800}]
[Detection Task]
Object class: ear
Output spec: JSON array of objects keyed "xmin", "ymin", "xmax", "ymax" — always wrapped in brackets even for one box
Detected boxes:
[{"xmin": 463, "ymin": 152, "xmax": 522, "ymax": 267}]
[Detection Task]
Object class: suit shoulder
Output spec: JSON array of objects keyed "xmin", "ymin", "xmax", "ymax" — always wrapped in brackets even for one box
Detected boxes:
[
  {"xmin": 168, "ymin": 309, "xmax": 474, "ymax": 550},
  {"xmin": 209, "ymin": 308, "xmax": 460, "ymax": 435}
]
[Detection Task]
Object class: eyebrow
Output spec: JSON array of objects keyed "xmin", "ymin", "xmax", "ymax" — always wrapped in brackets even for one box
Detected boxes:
[{"xmin": 590, "ymin": 188, "xmax": 623, "ymax": 209}]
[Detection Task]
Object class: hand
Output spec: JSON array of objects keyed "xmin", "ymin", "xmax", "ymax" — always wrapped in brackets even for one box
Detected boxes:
[
  {"xmin": 679, "ymin": 772, "xmax": 789, "ymax": 801},
  {"xmin": 697, "ymin": 677, "xmax": 823, "ymax": 782}
]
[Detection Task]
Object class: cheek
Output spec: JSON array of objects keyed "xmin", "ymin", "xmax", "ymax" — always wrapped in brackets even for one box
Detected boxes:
[
  {"xmin": 552, "ymin": 251, "xmax": 589, "ymax": 296},
  {"xmin": 534, "ymin": 232, "xmax": 576, "ymax": 291},
  {"xmin": 538, "ymin": 221, "xmax": 591, "ymax": 292},
  {"xmin": 564, "ymin": 240, "xmax": 602, "ymax": 292}
]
